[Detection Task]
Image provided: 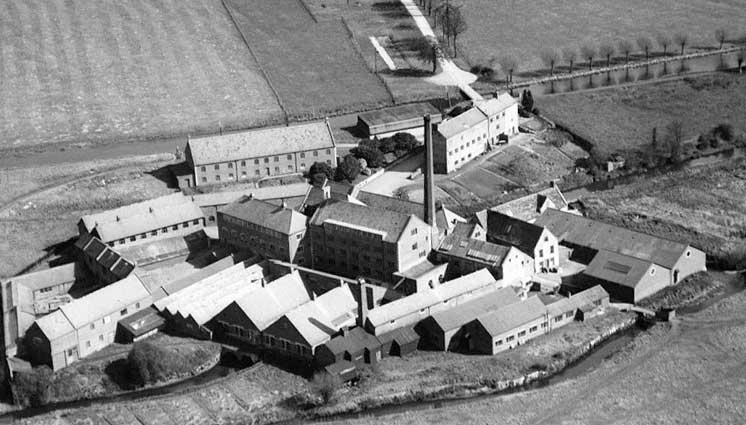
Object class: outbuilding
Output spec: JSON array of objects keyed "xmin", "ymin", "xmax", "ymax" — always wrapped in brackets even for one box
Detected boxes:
[
  {"xmin": 357, "ymin": 103, "xmax": 441, "ymax": 140},
  {"xmin": 376, "ymin": 326, "xmax": 420, "ymax": 356}
]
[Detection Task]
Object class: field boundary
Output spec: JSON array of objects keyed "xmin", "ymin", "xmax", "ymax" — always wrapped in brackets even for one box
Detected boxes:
[
  {"xmin": 221, "ymin": 0, "xmax": 290, "ymax": 125},
  {"xmin": 341, "ymin": 16, "xmax": 397, "ymax": 104},
  {"xmin": 296, "ymin": 0, "xmax": 319, "ymax": 23}
]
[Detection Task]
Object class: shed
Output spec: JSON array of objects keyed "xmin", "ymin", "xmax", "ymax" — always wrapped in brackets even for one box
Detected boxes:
[
  {"xmin": 376, "ymin": 326, "xmax": 420, "ymax": 357},
  {"xmin": 315, "ymin": 327, "xmax": 383, "ymax": 367},
  {"xmin": 116, "ymin": 307, "xmax": 166, "ymax": 343},
  {"xmin": 357, "ymin": 103, "xmax": 442, "ymax": 138}
]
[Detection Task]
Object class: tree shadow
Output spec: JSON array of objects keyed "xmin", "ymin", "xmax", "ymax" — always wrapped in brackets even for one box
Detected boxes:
[{"xmin": 104, "ymin": 359, "xmax": 137, "ymax": 391}]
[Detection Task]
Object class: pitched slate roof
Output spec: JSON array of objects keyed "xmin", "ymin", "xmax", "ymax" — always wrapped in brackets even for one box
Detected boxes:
[
  {"xmin": 492, "ymin": 186, "xmax": 569, "ymax": 223},
  {"xmin": 476, "ymin": 296, "xmax": 548, "ymax": 337},
  {"xmin": 282, "ymin": 285, "xmax": 357, "ymax": 347},
  {"xmin": 190, "ymin": 183, "xmax": 312, "ymax": 208},
  {"xmin": 76, "ymin": 234, "xmax": 135, "ymax": 280},
  {"xmin": 437, "ymin": 233, "xmax": 512, "ymax": 267},
  {"xmin": 474, "ymin": 92, "xmax": 518, "ymax": 117},
  {"xmin": 355, "ymin": 191, "xmax": 423, "ymax": 217},
  {"xmin": 429, "ymin": 287, "xmax": 520, "ymax": 332},
  {"xmin": 233, "ymin": 271, "xmax": 311, "ymax": 331},
  {"xmin": 80, "ymin": 193, "xmax": 192, "ymax": 234},
  {"xmin": 487, "ymin": 211, "xmax": 547, "ymax": 256},
  {"xmin": 59, "ymin": 274, "xmax": 151, "ymax": 329},
  {"xmin": 117, "ymin": 306, "xmax": 165, "ymax": 338},
  {"xmin": 545, "ymin": 285, "xmax": 609, "ymax": 316},
  {"xmin": 34, "ymin": 310, "xmax": 75, "ymax": 341},
  {"xmin": 534, "ymin": 209, "xmax": 689, "ymax": 268},
  {"xmin": 221, "ymin": 196, "xmax": 307, "ymax": 235},
  {"xmin": 376, "ymin": 326, "xmax": 420, "ymax": 346},
  {"xmin": 582, "ymin": 250, "xmax": 655, "ymax": 289},
  {"xmin": 324, "ymin": 327, "xmax": 381, "ymax": 356},
  {"xmin": 358, "ymin": 103, "xmax": 440, "ymax": 129},
  {"xmin": 436, "ymin": 107, "xmax": 487, "ymax": 139},
  {"xmin": 396, "ymin": 260, "xmax": 448, "ymax": 280},
  {"xmin": 187, "ymin": 121, "xmax": 335, "ymax": 166},
  {"xmin": 310, "ymin": 200, "xmax": 425, "ymax": 243}
]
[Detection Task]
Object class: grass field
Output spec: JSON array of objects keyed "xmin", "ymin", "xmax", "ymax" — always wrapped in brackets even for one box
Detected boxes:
[
  {"xmin": 540, "ymin": 73, "xmax": 746, "ymax": 157},
  {"xmin": 583, "ymin": 157, "xmax": 746, "ymax": 265},
  {"xmin": 224, "ymin": 0, "xmax": 394, "ymax": 121},
  {"xmin": 0, "ymin": 0, "xmax": 285, "ymax": 152},
  {"xmin": 454, "ymin": 0, "xmax": 746, "ymax": 75}
]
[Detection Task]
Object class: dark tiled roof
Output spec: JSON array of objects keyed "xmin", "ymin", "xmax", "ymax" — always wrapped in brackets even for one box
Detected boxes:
[
  {"xmin": 430, "ymin": 287, "xmax": 520, "ymax": 332},
  {"xmin": 117, "ymin": 306, "xmax": 165, "ymax": 337},
  {"xmin": 376, "ymin": 326, "xmax": 420, "ymax": 345},
  {"xmin": 98, "ymin": 248, "xmax": 121, "ymax": 269},
  {"xmin": 310, "ymin": 200, "xmax": 420, "ymax": 243},
  {"xmin": 221, "ymin": 196, "xmax": 307, "ymax": 235},
  {"xmin": 487, "ymin": 211, "xmax": 546, "ymax": 256},
  {"xmin": 437, "ymin": 233, "xmax": 511, "ymax": 266},
  {"xmin": 324, "ymin": 327, "xmax": 382, "ymax": 355},
  {"xmin": 356, "ymin": 191, "xmax": 423, "ymax": 218},
  {"xmin": 583, "ymin": 250, "xmax": 654, "ymax": 288},
  {"xmin": 477, "ymin": 296, "xmax": 547, "ymax": 337},
  {"xmin": 534, "ymin": 209, "xmax": 689, "ymax": 268}
]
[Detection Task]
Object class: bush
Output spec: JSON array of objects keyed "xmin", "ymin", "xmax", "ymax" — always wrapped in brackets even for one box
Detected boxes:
[
  {"xmin": 335, "ymin": 154, "xmax": 361, "ymax": 182},
  {"xmin": 12, "ymin": 366, "xmax": 53, "ymax": 407},
  {"xmin": 391, "ymin": 132, "xmax": 418, "ymax": 152},
  {"xmin": 542, "ymin": 129, "xmax": 572, "ymax": 148},
  {"xmin": 351, "ymin": 145, "xmax": 385, "ymax": 168},
  {"xmin": 712, "ymin": 123, "xmax": 734, "ymax": 142},
  {"xmin": 311, "ymin": 372, "xmax": 341, "ymax": 405},
  {"xmin": 309, "ymin": 161, "xmax": 334, "ymax": 182},
  {"xmin": 378, "ymin": 136, "xmax": 397, "ymax": 154}
]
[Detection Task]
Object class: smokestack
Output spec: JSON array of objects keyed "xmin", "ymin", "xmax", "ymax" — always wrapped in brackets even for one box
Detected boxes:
[
  {"xmin": 423, "ymin": 114, "xmax": 436, "ymax": 227},
  {"xmin": 358, "ymin": 278, "xmax": 368, "ymax": 327}
]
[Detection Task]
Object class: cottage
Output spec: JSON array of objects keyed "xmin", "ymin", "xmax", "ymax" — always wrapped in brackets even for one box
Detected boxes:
[
  {"xmin": 468, "ymin": 296, "xmax": 549, "ymax": 354},
  {"xmin": 416, "ymin": 287, "xmax": 520, "ymax": 351},
  {"xmin": 486, "ymin": 210, "xmax": 560, "ymax": 272},
  {"xmin": 181, "ymin": 121, "xmax": 336, "ymax": 188}
]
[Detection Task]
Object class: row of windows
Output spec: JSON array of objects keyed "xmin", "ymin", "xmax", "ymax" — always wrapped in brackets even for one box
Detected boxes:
[
  {"xmin": 108, "ymin": 220, "xmax": 201, "ymax": 246},
  {"xmin": 200, "ymin": 150, "xmax": 333, "ymax": 172},
  {"xmin": 537, "ymin": 245, "xmax": 555, "ymax": 258},
  {"xmin": 219, "ymin": 322, "xmax": 310, "ymax": 356},
  {"xmin": 84, "ymin": 331, "xmax": 114, "ymax": 349},
  {"xmin": 495, "ymin": 320, "xmax": 548, "ymax": 346}
]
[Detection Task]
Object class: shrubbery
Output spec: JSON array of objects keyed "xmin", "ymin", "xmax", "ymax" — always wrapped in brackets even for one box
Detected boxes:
[
  {"xmin": 126, "ymin": 340, "xmax": 217, "ymax": 387},
  {"xmin": 310, "ymin": 372, "xmax": 341, "ymax": 405},
  {"xmin": 12, "ymin": 366, "xmax": 53, "ymax": 407}
]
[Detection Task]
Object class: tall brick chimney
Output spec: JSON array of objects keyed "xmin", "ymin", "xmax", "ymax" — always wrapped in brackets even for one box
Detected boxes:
[{"xmin": 424, "ymin": 114, "xmax": 436, "ymax": 227}]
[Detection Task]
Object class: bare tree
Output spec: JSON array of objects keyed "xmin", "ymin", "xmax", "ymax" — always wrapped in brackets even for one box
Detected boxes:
[
  {"xmin": 637, "ymin": 36, "xmax": 653, "ymax": 60},
  {"xmin": 580, "ymin": 45, "xmax": 596, "ymax": 70},
  {"xmin": 617, "ymin": 40, "xmax": 633, "ymax": 64},
  {"xmin": 666, "ymin": 120, "xmax": 684, "ymax": 164},
  {"xmin": 412, "ymin": 36, "xmax": 439, "ymax": 73},
  {"xmin": 562, "ymin": 47, "xmax": 577, "ymax": 73},
  {"xmin": 674, "ymin": 33, "xmax": 689, "ymax": 55},
  {"xmin": 656, "ymin": 33, "xmax": 672, "ymax": 56},
  {"xmin": 448, "ymin": 7, "xmax": 468, "ymax": 57},
  {"xmin": 598, "ymin": 43, "xmax": 615, "ymax": 67},
  {"xmin": 496, "ymin": 55, "xmax": 518, "ymax": 85},
  {"xmin": 540, "ymin": 49, "xmax": 560, "ymax": 75},
  {"xmin": 737, "ymin": 50, "xmax": 745, "ymax": 74},
  {"xmin": 714, "ymin": 28, "xmax": 728, "ymax": 49}
]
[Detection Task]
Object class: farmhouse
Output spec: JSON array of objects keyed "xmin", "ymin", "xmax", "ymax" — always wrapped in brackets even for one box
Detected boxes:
[
  {"xmin": 308, "ymin": 200, "xmax": 433, "ymax": 283},
  {"xmin": 468, "ymin": 296, "xmax": 549, "ymax": 355},
  {"xmin": 364, "ymin": 268, "xmax": 499, "ymax": 336},
  {"xmin": 434, "ymin": 232, "xmax": 534, "ymax": 286},
  {"xmin": 357, "ymin": 103, "xmax": 441, "ymax": 140},
  {"xmin": 190, "ymin": 182, "xmax": 311, "ymax": 224},
  {"xmin": 534, "ymin": 209, "xmax": 707, "ymax": 301},
  {"xmin": 181, "ymin": 121, "xmax": 337, "ymax": 188},
  {"xmin": 209, "ymin": 271, "xmax": 311, "ymax": 346},
  {"xmin": 486, "ymin": 210, "xmax": 560, "ymax": 272},
  {"xmin": 416, "ymin": 287, "xmax": 520, "ymax": 351},
  {"xmin": 218, "ymin": 196, "xmax": 308, "ymax": 264},
  {"xmin": 433, "ymin": 93, "xmax": 519, "ymax": 173},
  {"xmin": 78, "ymin": 193, "xmax": 205, "ymax": 247},
  {"xmin": 262, "ymin": 284, "xmax": 358, "ymax": 360},
  {"xmin": 24, "ymin": 274, "xmax": 152, "ymax": 370}
]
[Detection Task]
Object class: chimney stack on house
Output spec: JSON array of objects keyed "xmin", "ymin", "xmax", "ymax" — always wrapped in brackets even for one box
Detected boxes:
[{"xmin": 423, "ymin": 114, "xmax": 436, "ymax": 228}]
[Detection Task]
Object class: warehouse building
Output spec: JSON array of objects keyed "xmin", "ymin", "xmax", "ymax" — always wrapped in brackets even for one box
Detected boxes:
[
  {"xmin": 487, "ymin": 210, "xmax": 560, "ymax": 272},
  {"xmin": 467, "ymin": 296, "xmax": 549, "ymax": 355},
  {"xmin": 357, "ymin": 103, "xmax": 441, "ymax": 140},
  {"xmin": 190, "ymin": 183, "xmax": 311, "ymax": 224}
]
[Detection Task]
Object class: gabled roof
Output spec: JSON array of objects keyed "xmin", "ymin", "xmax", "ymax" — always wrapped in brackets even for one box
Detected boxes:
[
  {"xmin": 58, "ymin": 274, "xmax": 151, "ymax": 330},
  {"xmin": 34, "ymin": 310, "xmax": 75, "ymax": 341},
  {"xmin": 545, "ymin": 285, "xmax": 609, "ymax": 316},
  {"xmin": 376, "ymin": 326, "xmax": 420, "ymax": 345},
  {"xmin": 358, "ymin": 103, "xmax": 440, "ymax": 128},
  {"xmin": 190, "ymin": 183, "xmax": 312, "ymax": 208},
  {"xmin": 396, "ymin": 260, "xmax": 448, "ymax": 280},
  {"xmin": 355, "ymin": 191, "xmax": 423, "ymax": 217},
  {"xmin": 324, "ymin": 327, "xmax": 381, "ymax": 356},
  {"xmin": 221, "ymin": 196, "xmax": 307, "ymax": 235},
  {"xmin": 233, "ymin": 271, "xmax": 310, "ymax": 331},
  {"xmin": 187, "ymin": 121, "xmax": 335, "ymax": 166},
  {"xmin": 429, "ymin": 287, "xmax": 520, "ymax": 332},
  {"xmin": 437, "ymin": 233, "xmax": 512, "ymax": 267},
  {"xmin": 583, "ymin": 250, "xmax": 655, "ymax": 289},
  {"xmin": 534, "ymin": 209, "xmax": 690, "ymax": 268},
  {"xmin": 90, "ymin": 199, "xmax": 204, "ymax": 243},
  {"xmin": 282, "ymin": 285, "xmax": 357, "ymax": 347},
  {"xmin": 367, "ymin": 269, "xmax": 496, "ymax": 327},
  {"xmin": 436, "ymin": 108, "xmax": 487, "ymax": 139},
  {"xmin": 436, "ymin": 206, "xmax": 467, "ymax": 234},
  {"xmin": 310, "ymin": 200, "xmax": 426, "ymax": 243},
  {"xmin": 492, "ymin": 186, "xmax": 569, "ymax": 223},
  {"xmin": 117, "ymin": 306, "xmax": 165, "ymax": 338},
  {"xmin": 476, "ymin": 296, "xmax": 547, "ymax": 337},
  {"xmin": 474, "ymin": 92, "xmax": 518, "ymax": 117},
  {"xmin": 76, "ymin": 234, "xmax": 135, "ymax": 280},
  {"xmin": 80, "ymin": 193, "xmax": 191, "ymax": 234},
  {"xmin": 487, "ymin": 211, "xmax": 547, "ymax": 256}
]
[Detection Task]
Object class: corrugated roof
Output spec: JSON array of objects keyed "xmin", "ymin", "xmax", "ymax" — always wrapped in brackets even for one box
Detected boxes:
[
  {"xmin": 191, "ymin": 183, "xmax": 312, "ymax": 208},
  {"xmin": 58, "ymin": 274, "xmax": 150, "ymax": 329},
  {"xmin": 474, "ymin": 92, "xmax": 518, "ymax": 117},
  {"xmin": 80, "ymin": 193, "xmax": 189, "ymax": 233},
  {"xmin": 487, "ymin": 211, "xmax": 546, "ymax": 256},
  {"xmin": 94, "ymin": 202, "xmax": 204, "ymax": 243},
  {"xmin": 187, "ymin": 121, "xmax": 334, "ymax": 166},
  {"xmin": 492, "ymin": 186, "xmax": 569, "ymax": 223},
  {"xmin": 233, "ymin": 271, "xmax": 310, "ymax": 330},
  {"xmin": 534, "ymin": 209, "xmax": 689, "ymax": 268},
  {"xmin": 583, "ymin": 250, "xmax": 654, "ymax": 288},
  {"xmin": 436, "ymin": 108, "xmax": 487, "ymax": 139},
  {"xmin": 437, "ymin": 233, "xmax": 512, "ymax": 266},
  {"xmin": 476, "ymin": 296, "xmax": 547, "ymax": 337},
  {"xmin": 221, "ymin": 197, "xmax": 307, "ymax": 235},
  {"xmin": 310, "ymin": 200, "xmax": 424, "ymax": 243},
  {"xmin": 430, "ymin": 287, "xmax": 520, "ymax": 332},
  {"xmin": 367, "ymin": 269, "xmax": 496, "ymax": 327}
]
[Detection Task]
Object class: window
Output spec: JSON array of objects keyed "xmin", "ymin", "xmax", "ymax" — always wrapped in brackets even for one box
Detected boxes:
[
  {"xmin": 518, "ymin": 330, "xmax": 526, "ymax": 337},
  {"xmin": 172, "ymin": 225, "xmax": 178, "ymax": 230},
  {"xmin": 550, "ymin": 245, "xmax": 555, "ymax": 254},
  {"xmin": 650, "ymin": 268, "xmax": 655, "ymax": 275},
  {"xmin": 544, "ymin": 236, "xmax": 548, "ymax": 242},
  {"xmin": 686, "ymin": 250, "xmax": 691, "ymax": 257},
  {"xmin": 506, "ymin": 335, "xmax": 515, "ymax": 342},
  {"xmin": 90, "ymin": 323, "xmax": 95, "ymax": 330},
  {"xmin": 274, "ymin": 166, "xmax": 280, "ymax": 173},
  {"xmin": 241, "ymin": 160, "xmax": 246, "ymax": 166},
  {"xmin": 86, "ymin": 341, "xmax": 91, "ymax": 348},
  {"xmin": 140, "ymin": 233, "xmax": 146, "ymax": 239},
  {"xmin": 541, "ymin": 321, "xmax": 548, "ymax": 328},
  {"xmin": 119, "ymin": 239, "xmax": 125, "ymax": 245},
  {"xmin": 214, "ymin": 164, "xmax": 219, "ymax": 170},
  {"xmin": 326, "ymin": 149, "xmax": 331, "ymax": 154},
  {"xmin": 301, "ymin": 163, "xmax": 306, "ymax": 169},
  {"xmin": 287, "ymin": 154, "xmax": 292, "ymax": 160},
  {"xmin": 99, "ymin": 335, "xmax": 104, "ymax": 341},
  {"xmin": 313, "ymin": 150, "xmax": 318, "ymax": 157},
  {"xmin": 151, "ymin": 230, "xmax": 158, "ymax": 236},
  {"xmin": 201, "ymin": 166, "xmax": 206, "ymax": 172},
  {"xmin": 228, "ymin": 173, "xmax": 234, "ymax": 179},
  {"xmin": 288, "ymin": 165, "xmax": 293, "ymax": 170},
  {"xmin": 215, "ymin": 175, "xmax": 221, "ymax": 181},
  {"xmin": 201, "ymin": 176, "xmax": 207, "ymax": 183},
  {"xmin": 529, "ymin": 326, "xmax": 538, "ymax": 333},
  {"xmin": 565, "ymin": 312, "xmax": 574, "ymax": 319},
  {"xmin": 228, "ymin": 163, "xmax": 233, "ymax": 169},
  {"xmin": 120, "ymin": 308, "xmax": 128, "ymax": 316},
  {"xmin": 255, "ymin": 169, "xmax": 261, "ymax": 175},
  {"xmin": 495, "ymin": 339, "xmax": 503, "ymax": 346},
  {"xmin": 300, "ymin": 152, "xmax": 306, "ymax": 158},
  {"xmin": 162, "ymin": 227, "xmax": 168, "ymax": 233},
  {"xmin": 254, "ymin": 159, "xmax": 259, "ymax": 165},
  {"xmin": 411, "ymin": 242, "xmax": 418, "ymax": 250},
  {"xmin": 539, "ymin": 249, "xmax": 544, "ymax": 258},
  {"xmin": 411, "ymin": 228, "xmax": 418, "ymax": 235},
  {"xmin": 554, "ymin": 315, "xmax": 562, "ymax": 323},
  {"xmin": 274, "ymin": 156, "xmax": 279, "ymax": 162},
  {"xmin": 193, "ymin": 219, "xmax": 200, "ymax": 225},
  {"xmin": 136, "ymin": 302, "xmax": 140, "ymax": 309},
  {"xmin": 263, "ymin": 157, "xmax": 269, "ymax": 163},
  {"xmin": 326, "ymin": 160, "xmax": 331, "ymax": 164},
  {"xmin": 130, "ymin": 236, "xmax": 136, "ymax": 242},
  {"xmin": 242, "ymin": 171, "xmax": 247, "ymax": 178}
]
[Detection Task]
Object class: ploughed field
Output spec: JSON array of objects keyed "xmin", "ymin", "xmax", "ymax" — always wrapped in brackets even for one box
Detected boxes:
[
  {"xmin": 0, "ymin": 0, "xmax": 284, "ymax": 152},
  {"xmin": 455, "ymin": 0, "xmax": 746, "ymax": 75},
  {"xmin": 539, "ymin": 74, "xmax": 746, "ymax": 157}
]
